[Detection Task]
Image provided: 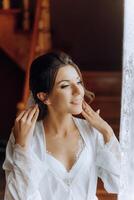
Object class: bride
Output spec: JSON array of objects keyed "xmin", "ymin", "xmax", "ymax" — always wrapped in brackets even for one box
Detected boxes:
[{"xmin": 3, "ymin": 51, "xmax": 120, "ymax": 200}]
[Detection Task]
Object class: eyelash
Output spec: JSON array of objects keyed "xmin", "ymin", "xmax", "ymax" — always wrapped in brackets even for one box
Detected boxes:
[{"xmin": 60, "ymin": 81, "xmax": 82, "ymax": 89}]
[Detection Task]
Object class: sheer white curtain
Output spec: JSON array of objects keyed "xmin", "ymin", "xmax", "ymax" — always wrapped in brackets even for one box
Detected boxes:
[{"xmin": 119, "ymin": 0, "xmax": 134, "ymax": 199}]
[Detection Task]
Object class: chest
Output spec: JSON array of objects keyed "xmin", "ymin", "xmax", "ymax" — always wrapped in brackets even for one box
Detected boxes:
[
  {"xmin": 45, "ymin": 131, "xmax": 84, "ymax": 171},
  {"xmin": 38, "ymin": 143, "xmax": 96, "ymax": 199}
]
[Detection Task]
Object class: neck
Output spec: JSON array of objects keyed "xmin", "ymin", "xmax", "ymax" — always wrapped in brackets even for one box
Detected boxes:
[{"xmin": 43, "ymin": 113, "xmax": 76, "ymax": 138}]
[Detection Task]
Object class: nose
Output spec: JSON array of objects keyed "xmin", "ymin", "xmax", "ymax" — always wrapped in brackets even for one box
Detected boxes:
[{"xmin": 72, "ymin": 84, "xmax": 81, "ymax": 95}]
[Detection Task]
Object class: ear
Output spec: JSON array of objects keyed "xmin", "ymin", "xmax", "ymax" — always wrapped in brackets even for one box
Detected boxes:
[{"xmin": 37, "ymin": 92, "xmax": 51, "ymax": 105}]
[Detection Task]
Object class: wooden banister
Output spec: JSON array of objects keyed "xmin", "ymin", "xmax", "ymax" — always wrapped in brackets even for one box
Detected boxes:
[{"xmin": 17, "ymin": 0, "xmax": 52, "ymax": 110}]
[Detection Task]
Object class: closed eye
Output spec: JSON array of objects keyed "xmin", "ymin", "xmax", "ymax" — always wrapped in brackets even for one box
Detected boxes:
[
  {"xmin": 77, "ymin": 80, "xmax": 82, "ymax": 84},
  {"xmin": 60, "ymin": 81, "xmax": 82, "ymax": 89},
  {"xmin": 60, "ymin": 85, "xmax": 69, "ymax": 89}
]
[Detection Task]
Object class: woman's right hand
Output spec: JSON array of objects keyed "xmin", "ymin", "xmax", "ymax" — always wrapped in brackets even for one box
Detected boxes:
[{"xmin": 13, "ymin": 104, "xmax": 39, "ymax": 149}]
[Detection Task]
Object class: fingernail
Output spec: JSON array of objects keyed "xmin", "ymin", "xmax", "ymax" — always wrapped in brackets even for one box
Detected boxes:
[{"xmin": 97, "ymin": 109, "xmax": 100, "ymax": 114}]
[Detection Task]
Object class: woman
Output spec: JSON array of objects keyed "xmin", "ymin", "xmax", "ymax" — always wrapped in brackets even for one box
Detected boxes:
[{"xmin": 3, "ymin": 51, "xmax": 120, "ymax": 200}]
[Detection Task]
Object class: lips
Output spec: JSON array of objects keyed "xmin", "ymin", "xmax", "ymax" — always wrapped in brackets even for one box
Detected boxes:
[{"xmin": 70, "ymin": 99, "xmax": 83, "ymax": 105}]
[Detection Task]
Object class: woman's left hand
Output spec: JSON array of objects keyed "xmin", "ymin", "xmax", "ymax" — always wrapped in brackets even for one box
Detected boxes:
[{"xmin": 81, "ymin": 100, "xmax": 114, "ymax": 143}]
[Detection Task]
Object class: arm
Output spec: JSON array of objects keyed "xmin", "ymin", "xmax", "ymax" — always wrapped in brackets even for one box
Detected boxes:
[
  {"xmin": 3, "ymin": 105, "xmax": 44, "ymax": 200},
  {"xmin": 95, "ymin": 128, "xmax": 120, "ymax": 193},
  {"xmin": 81, "ymin": 100, "xmax": 121, "ymax": 193},
  {"xmin": 3, "ymin": 133, "xmax": 43, "ymax": 200}
]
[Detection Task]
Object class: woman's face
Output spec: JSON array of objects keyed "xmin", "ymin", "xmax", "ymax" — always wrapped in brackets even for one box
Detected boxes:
[{"xmin": 48, "ymin": 65, "xmax": 85, "ymax": 115}]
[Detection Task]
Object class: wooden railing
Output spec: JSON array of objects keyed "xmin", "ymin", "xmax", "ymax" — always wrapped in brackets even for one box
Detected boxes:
[{"xmin": 17, "ymin": 0, "xmax": 52, "ymax": 110}]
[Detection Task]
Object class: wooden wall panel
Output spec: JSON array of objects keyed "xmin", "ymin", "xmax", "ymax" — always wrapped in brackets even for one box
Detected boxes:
[{"xmin": 50, "ymin": 0, "xmax": 123, "ymax": 70}]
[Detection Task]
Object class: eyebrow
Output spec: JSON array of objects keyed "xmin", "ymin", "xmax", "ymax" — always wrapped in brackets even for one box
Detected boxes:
[{"xmin": 56, "ymin": 77, "xmax": 81, "ymax": 85}]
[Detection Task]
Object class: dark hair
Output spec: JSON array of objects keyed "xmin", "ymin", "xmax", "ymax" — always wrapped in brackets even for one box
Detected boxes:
[{"xmin": 29, "ymin": 51, "xmax": 95, "ymax": 120}]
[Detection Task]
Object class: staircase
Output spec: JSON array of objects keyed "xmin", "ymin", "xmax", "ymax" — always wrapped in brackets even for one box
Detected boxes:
[{"xmin": 0, "ymin": 8, "xmax": 32, "ymax": 70}]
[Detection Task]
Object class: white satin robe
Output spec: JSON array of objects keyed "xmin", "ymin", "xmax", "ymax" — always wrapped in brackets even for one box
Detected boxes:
[{"xmin": 3, "ymin": 116, "xmax": 120, "ymax": 200}]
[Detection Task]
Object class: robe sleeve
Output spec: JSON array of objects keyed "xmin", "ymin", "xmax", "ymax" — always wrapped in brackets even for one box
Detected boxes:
[
  {"xmin": 3, "ymin": 132, "xmax": 45, "ymax": 200},
  {"xmin": 94, "ymin": 128, "xmax": 121, "ymax": 193}
]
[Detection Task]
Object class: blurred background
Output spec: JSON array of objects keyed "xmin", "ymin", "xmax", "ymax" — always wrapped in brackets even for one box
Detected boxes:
[{"xmin": 0, "ymin": 0, "xmax": 123, "ymax": 199}]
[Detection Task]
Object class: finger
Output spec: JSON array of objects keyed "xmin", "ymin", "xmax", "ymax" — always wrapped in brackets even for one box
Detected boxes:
[
  {"xmin": 21, "ymin": 107, "xmax": 35, "ymax": 122},
  {"xmin": 82, "ymin": 101, "xmax": 86, "ymax": 110},
  {"xmin": 82, "ymin": 101, "xmax": 93, "ymax": 116},
  {"xmin": 27, "ymin": 105, "xmax": 38, "ymax": 122},
  {"xmin": 96, "ymin": 109, "xmax": 100, "ymax": 115},
  {"xmin": 31, "ymin": 107, "xmax": 39, "ymax": 123},
  {"xmin": 16, "ymin": 110, "xmax": 26, "ymax": 122},
  {"xmin": 81, "ymin": 109, "xmax": 92, "ymax": 121},
  {"xmin": 83, "ymin": 100, "xmax": 94, "ymax": 113}
]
